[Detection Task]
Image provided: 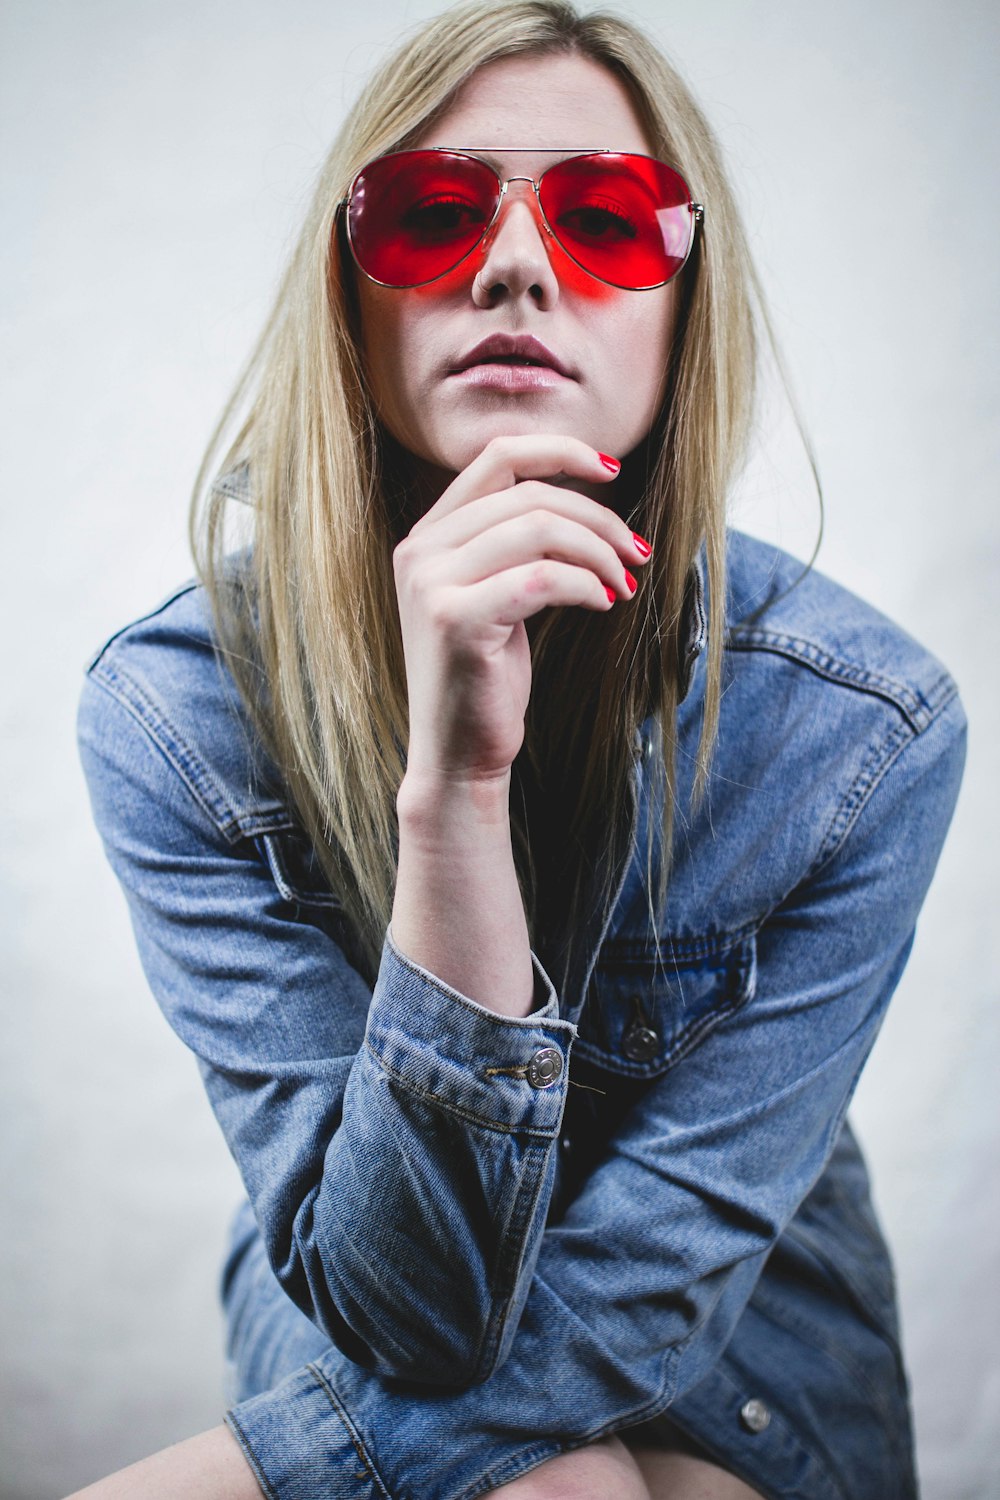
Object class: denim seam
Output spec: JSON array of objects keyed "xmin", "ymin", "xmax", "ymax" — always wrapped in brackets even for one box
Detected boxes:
[
  {"xmin": 725, "ymin": 630, "xmax": 955, "ymax": 732},
  {"xmin": 83, "ymin": 578, "xmax": 201, "ymax": 672},
  {"xmin": 571, "ymin": 987, "xmax": 745, "ymax": 1076},
  {"xmin": 88, "ymin": 661, "xmax": 291, "ymax": 841},
  {"xmin": 601, "ymin": 920, "xmax": 759, "ymax": 964},
  {"xmin": 809, "ymin": 716, "xmax": 915, "ymax": 877},
  {"xmin": 475, "ymin": 1139, "xmax": 556, "ymax": 1378},
  {"xmin": 779, "ymin": 1216, "xmax": 902, "ymax": 1364},
  {"xmin": 575, "ymin": 937, "xmax": 757, "ymax": 1078},
  {"xmin": 456, "ymin": 1441, "xmax": 566, "ymax": 1500},
  {"xmin": 670, "ymin": 1355, "xmax": 846, "ymax": 1500},
  {"xmin": 260, "ymin": 831, "xmax": 343, "ymax": 910},
  {"xmin": 384, "ymin": 937, "xmax": 566, "ymax": 1033},
  {"xmin": 223, "ymin": 1410, "xmax": 279, "ymax": 1500},
  {"xmin": 457, "ymin": 1371, "xmax": 685, "ymax": 1500},
  {"xmin": 306, "ymin": 1362, "xmax": 393, "ymax": 1496},
  {"xmin": 365, "ymin": 1041, "xmax": 563, "ymax": 1138},
  {"xmin": 750, "ymin": 1276, "xmax": 901, "ymax": 1436}
]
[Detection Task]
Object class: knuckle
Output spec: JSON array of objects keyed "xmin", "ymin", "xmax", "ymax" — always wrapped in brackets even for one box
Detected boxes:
[
  {"xmin": 526, "ymin": 559, "xmax": 555, "ymax": 593},
  {"xmin": 529, "ymin": 509, "xmax": 559, "ymax": 545},
  {"xmin": 484, "ymin": 434, "xmax": 515, "ymax": 461},
  {"xmin": 392, "ymin": 535, "xmax": 415, "ymax": 574},
  {"xmin": 426, "ymin": 589, "xmax": 458, "ymax": 635}
]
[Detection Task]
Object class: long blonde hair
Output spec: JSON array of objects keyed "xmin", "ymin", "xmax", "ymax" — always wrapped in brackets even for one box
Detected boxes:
[{"xmin": 190, "ymin": 0, "xmax": 758, "ymax": 986}]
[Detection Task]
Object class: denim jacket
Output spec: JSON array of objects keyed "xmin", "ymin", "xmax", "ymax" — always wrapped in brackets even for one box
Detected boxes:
[{"xmin": 77, "ymin": 530, "xmax": 966, "ymax": 1499}]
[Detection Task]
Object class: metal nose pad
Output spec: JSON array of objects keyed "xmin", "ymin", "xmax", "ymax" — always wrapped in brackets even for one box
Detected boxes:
[{"xmin": 480, "ymin": 178, "xmax": 552, "ymax": 260}]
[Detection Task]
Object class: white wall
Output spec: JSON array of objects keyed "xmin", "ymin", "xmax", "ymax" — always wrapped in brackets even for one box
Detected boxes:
[{"xmin": 1, "ymin": 2, "xmax": 996, "ymax": 1495}]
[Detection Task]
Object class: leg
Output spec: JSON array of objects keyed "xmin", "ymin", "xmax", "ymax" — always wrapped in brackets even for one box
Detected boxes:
[
  {"xmin": 486, "ymin": 1434, "xmax": 652, "ymax": 1498},
  {"xmin": 484, "ymin": 1430, "xmax": 768, "ymax": 1500},
  {"xmin": 628, "ymin": 1443, "xmax": 767, "ymax": 1500}
]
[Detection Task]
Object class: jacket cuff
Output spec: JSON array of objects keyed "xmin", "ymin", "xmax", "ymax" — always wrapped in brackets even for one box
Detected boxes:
[
  {"xmin": 361, "ymin": 927, "xmax": 576, "ymax": 1134},
  {"xmin": 225, "ymin": 1365, "xmax": 390, "ymax": 1499}
]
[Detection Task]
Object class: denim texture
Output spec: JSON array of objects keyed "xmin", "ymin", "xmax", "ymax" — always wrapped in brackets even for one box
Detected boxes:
[{"xmin": 77, "ymin": 531, "xmax": 966, "ymax": 1499}]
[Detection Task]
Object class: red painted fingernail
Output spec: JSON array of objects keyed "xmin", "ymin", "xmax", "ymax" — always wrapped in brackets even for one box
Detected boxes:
[
  {"xmin": 632, "ymin": 532, "xmax": 652, "ymax": 557},
  {"xmin": 624, "ymin": 570, "xmax": 637, "ymax": 593},
  {"xmin": 605, "ymin": 586, "xmax": 617, "ymax": 603},
  {"xmin": 598, "ymin": 453, "xmax": 621, "ymax": 473}
]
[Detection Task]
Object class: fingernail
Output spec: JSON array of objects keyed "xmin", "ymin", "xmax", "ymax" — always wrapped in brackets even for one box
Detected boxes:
[
  {"xmin": 598, "ymin": 453, "xmax": 621, "ymax": 473},
  {"xmin": 631, "ymin": 532, "xmax": 652, "ymax": 557},
  {"xmin": 605, "ymin": 586, "xmax": 617, "ymax": 603},
  {"xmin": 624, "ymin": 570, "xmax": 637, "ymax": 594}
]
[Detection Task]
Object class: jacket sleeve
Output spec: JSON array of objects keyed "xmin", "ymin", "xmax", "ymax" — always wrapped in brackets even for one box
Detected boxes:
[
  {"xmin": 223, "ymin": 685, "xmax": 967, "ymax": 1500},
  {"xmin": 77, "ymin": 666, "xmax": 577, "ymax": 1387}
]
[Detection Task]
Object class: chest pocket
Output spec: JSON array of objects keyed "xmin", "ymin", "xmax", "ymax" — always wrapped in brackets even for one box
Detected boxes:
[
  {"xmin": 258, "ymin": 825, "xmax": 343, "ymax": 911},
  {"xmin": 574, "ymin": 930, "xmax": 757, "ymax": 1079}
]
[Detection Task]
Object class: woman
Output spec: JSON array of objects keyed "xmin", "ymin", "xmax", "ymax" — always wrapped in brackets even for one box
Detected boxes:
[{"xmin": 73, "ymin": 2, "xmax": 966, "ymax": 1497}]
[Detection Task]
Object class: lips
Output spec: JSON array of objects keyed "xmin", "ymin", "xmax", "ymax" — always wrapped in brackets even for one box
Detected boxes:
[{"xmin": 451, "ymin": 333, "xmax": 573, "ymax": 378}]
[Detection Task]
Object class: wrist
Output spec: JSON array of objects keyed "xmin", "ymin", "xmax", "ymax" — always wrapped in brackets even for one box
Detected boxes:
[{"xmin": 397, "ymin": 764, "xmax": 512, "ymax": 834}]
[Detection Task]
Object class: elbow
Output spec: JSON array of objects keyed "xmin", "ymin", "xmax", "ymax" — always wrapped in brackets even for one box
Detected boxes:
[
  {"xmin": 298, "ymin": 1249, "xmax": 507, "ymax": 1390},
  {"xmin": 318, "ymin": 1296, "xmax": 501, "ymax": 1389}
]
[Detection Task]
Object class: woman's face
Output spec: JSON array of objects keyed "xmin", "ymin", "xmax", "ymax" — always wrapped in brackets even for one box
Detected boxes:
[{"xmin": 354, "ymin": 52, "xmax": 682, "ymax": 489}]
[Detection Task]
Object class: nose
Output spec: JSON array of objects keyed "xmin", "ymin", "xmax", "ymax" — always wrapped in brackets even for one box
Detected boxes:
[{"xmin": 471, "ymin": 180, "xmax": 560, "ymax": 309}]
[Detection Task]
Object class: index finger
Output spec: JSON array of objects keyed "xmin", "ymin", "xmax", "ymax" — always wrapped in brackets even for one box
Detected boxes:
[{"xmin": 423, "ymin": 433, "xmax": 620, "ymax": 523}]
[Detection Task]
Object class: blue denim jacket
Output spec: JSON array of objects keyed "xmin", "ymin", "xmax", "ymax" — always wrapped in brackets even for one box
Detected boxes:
[{"xmin": 78, "ymin": 530, "xmax": 966, "ymax": 1499}]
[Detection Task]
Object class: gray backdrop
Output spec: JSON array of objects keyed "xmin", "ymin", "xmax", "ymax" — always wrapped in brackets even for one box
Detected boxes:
[{"xmin": 2, "ymin": 2, "xmax": 997, "ymax": 1496}]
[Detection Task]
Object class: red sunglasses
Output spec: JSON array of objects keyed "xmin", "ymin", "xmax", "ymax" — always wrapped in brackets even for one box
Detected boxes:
[{"xmin": 340, "ymin": 148, "xmax": 703, "ymax": 291}]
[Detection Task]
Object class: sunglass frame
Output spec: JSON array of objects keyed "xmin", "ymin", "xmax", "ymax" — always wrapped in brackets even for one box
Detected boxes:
[{"xmin": 339, "ymin": 147, "xmax": 704, "ymax": 291}]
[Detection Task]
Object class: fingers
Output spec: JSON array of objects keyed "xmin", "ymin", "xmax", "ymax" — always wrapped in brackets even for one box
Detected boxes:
[
  {"xmin": 434, "ymin": 508, "xmax": 639, "ymax": 602},
  {"xmin": 423, "ymin": 478, "xmax": 649, "ymax": 571},
  {"xmin": 432, "ymin": 558, "xmax": 619, "ymax": 635},
  {"xmin": 411, "ymin": 433, "xmax": 620, "ymax": 528}
]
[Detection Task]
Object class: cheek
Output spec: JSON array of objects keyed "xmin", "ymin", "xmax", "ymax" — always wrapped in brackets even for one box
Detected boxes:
[
  {"xmin": 607, "ymin": 293, "xmax": 677, "ymax": 401},
  {"xmin": 357, "ymin": 290, "xmax": 426, "ymax": 423}
]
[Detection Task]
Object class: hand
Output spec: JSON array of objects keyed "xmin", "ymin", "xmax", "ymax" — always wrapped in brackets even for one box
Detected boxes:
[{"xmin": 393, "ymin": 434, "xmax": 652, "ymax": 787}]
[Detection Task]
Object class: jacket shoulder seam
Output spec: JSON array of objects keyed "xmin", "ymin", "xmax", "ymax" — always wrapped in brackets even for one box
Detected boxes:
[
  {"xmin": 725, "ymin": 627, "xmax": 956, "ymax": 732},
  {"xmin": 84, "ymin": 579, "xmax": 202, "ymax": 673},
  {"xmin": 808, "ymin": 685, "xmax": 961, "ymax": 877},
  {"xmin": 85, "ymin": 658, "xmax": 248, "ymax": 843}
]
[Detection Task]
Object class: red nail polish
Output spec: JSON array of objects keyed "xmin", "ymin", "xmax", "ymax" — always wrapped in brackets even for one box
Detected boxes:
[
  {"xmin": 605, "ymin": 586, "xmax": 617, "ymax": 603},
  {"xmin": 632, "ymin": 532, "xmax": 652, "ymax": 557},
  {"xmin": 598, "ymin": 453, "xmax": 621, "ymax": 473},
  {"xmin": 624, "ymin": 570, "xmax": 637, "ymax": 593}
]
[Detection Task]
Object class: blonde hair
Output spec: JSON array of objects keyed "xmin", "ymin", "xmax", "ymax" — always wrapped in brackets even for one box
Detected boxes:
[{"xmin": 190, "ymin": 0, "xmax": 758, "ymax": 986}]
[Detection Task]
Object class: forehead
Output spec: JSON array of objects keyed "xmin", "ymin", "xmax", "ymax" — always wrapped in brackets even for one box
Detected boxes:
[{"xmin": 414, "ymin": 52, "xmax": 654, "ymax": 163}]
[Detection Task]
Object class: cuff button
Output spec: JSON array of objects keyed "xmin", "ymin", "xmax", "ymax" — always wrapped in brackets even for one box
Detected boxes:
[
  {"xmin": 526, "ymin": 1046, "xmax": 563, "ymax": 1089},
  {"xmin": 739, "ymin": 1398, "xmax": 771, "ymax": 1434}
]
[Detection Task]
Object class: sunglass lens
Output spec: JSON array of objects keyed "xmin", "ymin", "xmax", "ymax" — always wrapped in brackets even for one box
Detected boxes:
[
  {"xmin": 348, "ymin": 151, "xmax": 498, "ymax": 286},
  {"xmin": 539, "ymin": 154, "xmax": 695, "ymax": 288}
]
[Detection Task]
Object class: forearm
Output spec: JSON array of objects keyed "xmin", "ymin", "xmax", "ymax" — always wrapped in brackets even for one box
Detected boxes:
[
  {"xmin": 64, "ymin": 1425, "xmax": 261, "ymax": 1500},
  {"xmin": 392, "ymin": 768, "xmax": 535, "ymax": 1017}
]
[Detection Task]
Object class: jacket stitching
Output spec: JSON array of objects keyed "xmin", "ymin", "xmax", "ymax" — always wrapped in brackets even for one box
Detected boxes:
[
  {"xmin": 386, "ymin": 939, "xmax": 567, "ymax": 1033},
  {"xmin": 221, "ymin": 1412, "xmax": 278, "ymax": 1500},
  {"xmin": 726, "ymin": 629, "xmax": 955, "ymax": 733},
  {"xmin": 306, "ymin": 1363, "xmax": 393, "ymax": 1496},
  {"xmin": 809, "ymin": 717, "xmax": 915, "ymax": 878},
  {"xmin": 87, "ymin": 660, "xmax": 292, "ymax": 842},
  {"xmin": 475, "ymin": 1139, "xmax": 555, "ymax": 1379},
  {"xmin": 365, "ymin": 1042, "xmax": 562, "ymax": 1139},
  {"xmin": 83, "ymin": 578, "xmax": 202, "ymax": 672}
]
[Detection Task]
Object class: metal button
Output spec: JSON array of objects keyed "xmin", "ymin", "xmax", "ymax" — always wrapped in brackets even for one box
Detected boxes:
[
  {"xmin": 622, "ymin": 1019, "xmax": 660, "ymax": 1063},
  {"xmin": 526, "ymin": 1047, "xmax": 563, "ymax": 1089},
  {"xmin": 739, "ymin": 1398, "xmax": 771, "ymax": 1434}
]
